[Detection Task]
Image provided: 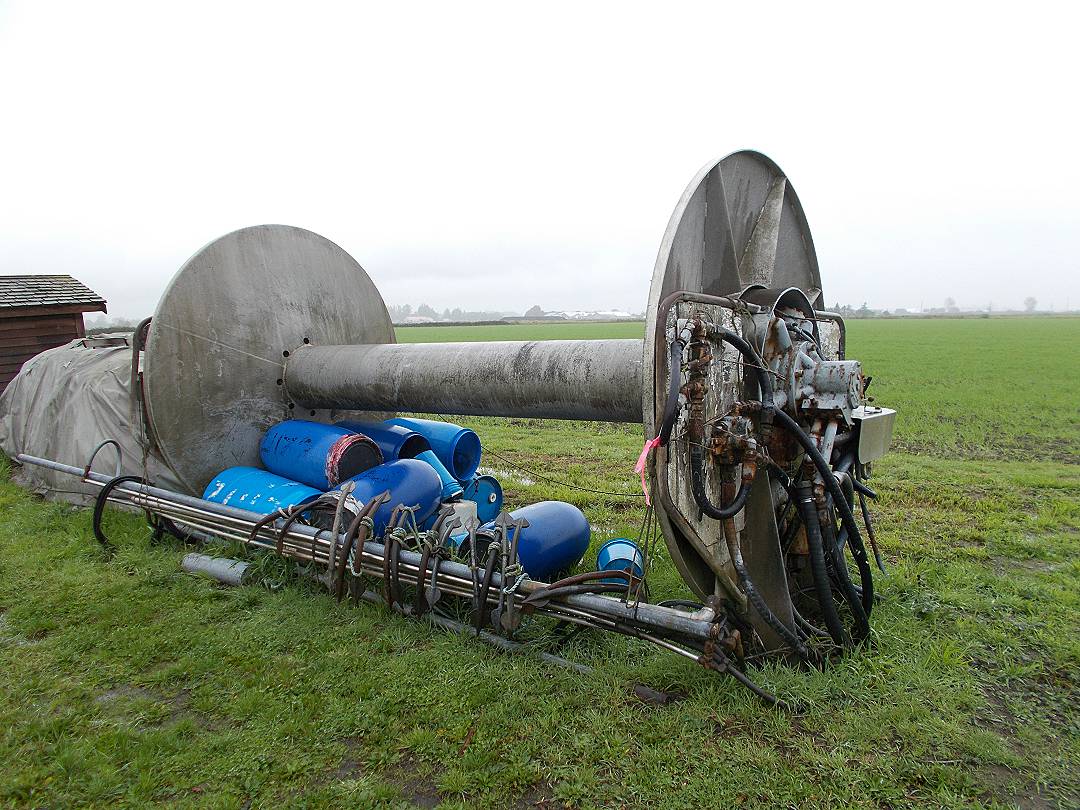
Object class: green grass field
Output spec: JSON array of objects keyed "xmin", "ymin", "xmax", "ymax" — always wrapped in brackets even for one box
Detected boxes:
[{"xmin": 1, "ymin": 318, "xmax": 1077, "ymax": 808}]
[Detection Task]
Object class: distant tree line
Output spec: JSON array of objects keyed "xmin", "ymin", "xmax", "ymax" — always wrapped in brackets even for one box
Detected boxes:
[{"xmin": 387, "ymin": 303, "xmax": 516, "ymax": 322}]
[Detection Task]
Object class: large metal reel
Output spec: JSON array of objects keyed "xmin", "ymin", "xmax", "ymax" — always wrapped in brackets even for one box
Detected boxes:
[
  {"xmin": 643, "ymin": 150, "xmax": 821, "ymax": 600},
  {"xmin": 143, "ymin": 225, "xmax": 394, "ymax": 493}
]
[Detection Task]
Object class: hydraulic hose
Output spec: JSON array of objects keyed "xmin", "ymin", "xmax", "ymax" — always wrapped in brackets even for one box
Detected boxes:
[
  {"xmin": 819, "ymin": 502, "xmax": 870, "ymax": 642},
  {"xmin": 658, "ymin": 337, "xmax": 685, "ymax": 446},
  {"xmin": 795, "ymin": 480, "xmax": 848, "ymax": 646},
  {"xmin": 686, "ymin": 325, "xmax": 773, "ymax": 521},
  {"xmin": 773, "ymin": 408, "xmax": 874, "ymax": 617},
  {"xmin": 720, "ymin": 508, "xmax": 814, "ymax": 664},
  {"xmin": 93, "ymin": 475, "xmax": 147, "ymax": 554},
  {"xmin": 689, "ymin": 442, "xmax": 754, "ymax": 519}
]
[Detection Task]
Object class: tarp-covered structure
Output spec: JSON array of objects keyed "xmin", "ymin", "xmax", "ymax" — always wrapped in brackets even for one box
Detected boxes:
[{"xmin": 0, "ymin": 334, "xmax": 182, "ymax": 502}]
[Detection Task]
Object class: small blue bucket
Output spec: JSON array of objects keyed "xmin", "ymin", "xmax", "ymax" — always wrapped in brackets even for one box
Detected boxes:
[
  {"xmin": 386, "ymin": 417, "xmax": 481, "ymax": 481},
  {"xmin": 596, "ymin": 538, "xmax": 645, "ymax": 585},
  {"xmin": 203, "ymin": 467, "xmax": 322, "ymax": 514}
]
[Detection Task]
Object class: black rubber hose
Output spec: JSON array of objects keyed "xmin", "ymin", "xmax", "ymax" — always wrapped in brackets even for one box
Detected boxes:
[
  {"xmin": 773, "ymin": 408, "xmax": 874, "ymax": 622},
  {"xmin": 819, "ymin": 508, "xmax": 871, "ymax": 642},
  {"xmin": 858, "ymin": 489, "xmax": 886, "ymax": 572},
  {"xmin": 737, "ymin": 560, "xmax": 814, "ymax": 663},
  {"xmin": 827, "ymin": 480, "xmax": 875, "ymax": 620},
  {"xmin": 92, "ymin": 475, "xmax": 146, "ymax": 554},
  {"xmin": 689, "ymin": 443, "xmax": 754, "ymax": 520},
  {"xmin": 795, "ymin": 480, "xmax": 848, "ymax": 646},
  {"xmin": 687, "ymin": 328, "xmax": 773, "ymax": 520},
  {"xmin": 718, "ymin": 509, "xmax": 814, "ymax": 664},
  {"xmin": 658, "ymin": 338, "xmax": 685, "ymax": 446},
  {"xmin": 852, "ymin": 479, "xmax": 877, "ymax": 499}
]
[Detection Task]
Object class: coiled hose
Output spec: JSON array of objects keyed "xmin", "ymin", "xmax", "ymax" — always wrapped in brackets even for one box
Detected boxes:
[{"xmin": 92, "ymin": 475, "xmax": 146, "ymax": 554}]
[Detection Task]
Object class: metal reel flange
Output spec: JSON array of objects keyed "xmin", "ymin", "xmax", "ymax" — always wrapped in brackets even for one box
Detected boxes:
[
  {"xmin": 142, "ymin": 225, "xmax": 394, "ymax": 493},
  {"xmin": 643, "ymin": 150, "xmax": 821, "ymax": 600}
]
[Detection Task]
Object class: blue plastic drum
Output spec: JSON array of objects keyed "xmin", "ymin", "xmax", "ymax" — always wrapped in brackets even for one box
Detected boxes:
[
  {"xmin": 336, "ymin": 458, "xmax": 443, "ymax": 534},
  {"xmin": 461, "ymin": 474, "xmax": 503, "ymax": 523},
  {"xmin": 260, "ymin": 419, "xmax": 382, "ymax": 490},
  {"xmin": 386, "ymin": 417, "xmax": 481, "ymax": 481},
  {"xmin": 481, "ymin": 501, "xmax": 590, "ymax": 582},
  {"xmin": 202, "ymin": 466, "xmax": 322, "ymax": 514},
  {"xmin": 335, "ymin": 420, "xmax": 429, "ymax": 460}
]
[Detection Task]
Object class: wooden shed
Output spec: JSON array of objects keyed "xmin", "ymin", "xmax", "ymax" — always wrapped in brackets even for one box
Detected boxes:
[{"xmin": 0, "ymin": 275, "xmax": 107, "ymax": 392}]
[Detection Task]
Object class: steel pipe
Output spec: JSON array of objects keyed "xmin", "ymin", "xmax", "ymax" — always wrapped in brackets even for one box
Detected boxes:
[
  {"xmin": 284, "ymin": 339, "xmax": 644, "ymax": 423},
  {"xmin": 16, "ymin": 453, "xmax": 716, "ymax": 641}
]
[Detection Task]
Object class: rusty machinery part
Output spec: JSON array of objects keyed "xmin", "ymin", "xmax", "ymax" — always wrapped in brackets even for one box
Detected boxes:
[
  {"xmin": 648, "ymin": 288, "xmax": 882, "ymax": 657},
  {"xmin": 125, "ymin": 149, "xmax": 892, "ymax": 674}
]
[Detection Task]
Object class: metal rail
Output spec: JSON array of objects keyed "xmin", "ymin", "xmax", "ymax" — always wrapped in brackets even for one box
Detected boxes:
[{"xmin": 17, "ymin": 453, "xmax": 718, "ymax": 643}]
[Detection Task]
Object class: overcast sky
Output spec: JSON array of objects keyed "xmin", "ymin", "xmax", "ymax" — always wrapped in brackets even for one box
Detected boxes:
[{"xmin": 1, "ymin": 2, "xmax": 1076, "ymax": 318}]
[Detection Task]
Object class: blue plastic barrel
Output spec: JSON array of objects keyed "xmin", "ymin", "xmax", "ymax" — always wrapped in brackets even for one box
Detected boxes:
[
  {"xmin": 339, "ymin": 419, "xmax": 462, "ymax": 499},
  {"xmin": 596, "ymin": 538, "xmax": 645, "ymax": 585},
  {"xmin": 481, "ymin": 501, "xmax": 590, "ymax": 582},
  {"xmin": 337, "ymin": 458, "xmax": 443, "ymax": 534},
  {"xmin": 461, "ymin": 474, "xmax": 503, "ymax": 523},
  {"xmin": 385, "ymin": 417, "xmax": 481, "ymax": 481},
  {"xmin": 202, "ymin": 467, "xmax": 322, "ymax": 514},
  {"xmin": 260, "ymin": 420, "xmax": 382, "ymax": 490},
  {"xmin": 335, "ymin": 420, "xmax": 429, "ymax": 460}
]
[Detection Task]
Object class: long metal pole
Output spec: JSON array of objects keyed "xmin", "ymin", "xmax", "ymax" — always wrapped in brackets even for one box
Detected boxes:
[{"xmin": 283, "ymin": 339, "xmax": 645, "ymax": 422}]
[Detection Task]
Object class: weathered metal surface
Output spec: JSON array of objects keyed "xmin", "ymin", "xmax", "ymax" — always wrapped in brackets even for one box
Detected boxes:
[
  {"xmin": 142, "ymin": 225, "xmax": 394, "ymax": 493},
  {"xmin": 286, "ymin": 339, "xmax": 644, "ymax": 423},
  {"xmin": 643, "ymin": 151, "xmax": 822, "ymax": 602},
  {"xmin": 654, "ymin": 299, "xmax": 744, "ymax": 600},
  {"xmin": 181, "ymin": 553, "xmax": 249, "ymax": 586},
  {"xmin": 853, "ymin": 405, "xmax": 897, "ymax": 463}
]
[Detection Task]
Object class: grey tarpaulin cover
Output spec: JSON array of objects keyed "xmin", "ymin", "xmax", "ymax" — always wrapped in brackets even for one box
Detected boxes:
[{"xmin": 0, "ymin": 334, "xmax": 183, "ymax": 502}]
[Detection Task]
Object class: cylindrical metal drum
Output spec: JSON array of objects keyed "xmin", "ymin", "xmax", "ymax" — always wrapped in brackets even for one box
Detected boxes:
[
  {"xmin": 260, "ymin": 420, "xmax": 382, "ymax": 490},
  {"xmin": 202, "ymin": 466, "xmax": 322, "ymax": 514}
]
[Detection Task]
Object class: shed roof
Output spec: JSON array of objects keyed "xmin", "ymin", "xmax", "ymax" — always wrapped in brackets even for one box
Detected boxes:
[{"xmin": 0, "ymin": 275, "xmax": 107, "ymax": 312}]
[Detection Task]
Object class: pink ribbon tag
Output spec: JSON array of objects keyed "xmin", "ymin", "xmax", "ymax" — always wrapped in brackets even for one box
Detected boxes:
[{"xmin": 634, "ymin": 436, "xmax": 661, "ymax": 505}]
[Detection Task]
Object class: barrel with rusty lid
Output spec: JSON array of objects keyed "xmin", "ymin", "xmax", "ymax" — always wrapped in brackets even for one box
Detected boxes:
[{"xmin": 260, "ymin": 420, "xmax": 383, "ymax": 491}]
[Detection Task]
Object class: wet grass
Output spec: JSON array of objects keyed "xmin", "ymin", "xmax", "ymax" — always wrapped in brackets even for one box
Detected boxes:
[
  {"xmin": 0, "ymin": 317, "xmax": 1078, "ymax": 808},
  {"xmin": 397, "ymin": 321, "xmax": 645, "ymax": 343}
]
